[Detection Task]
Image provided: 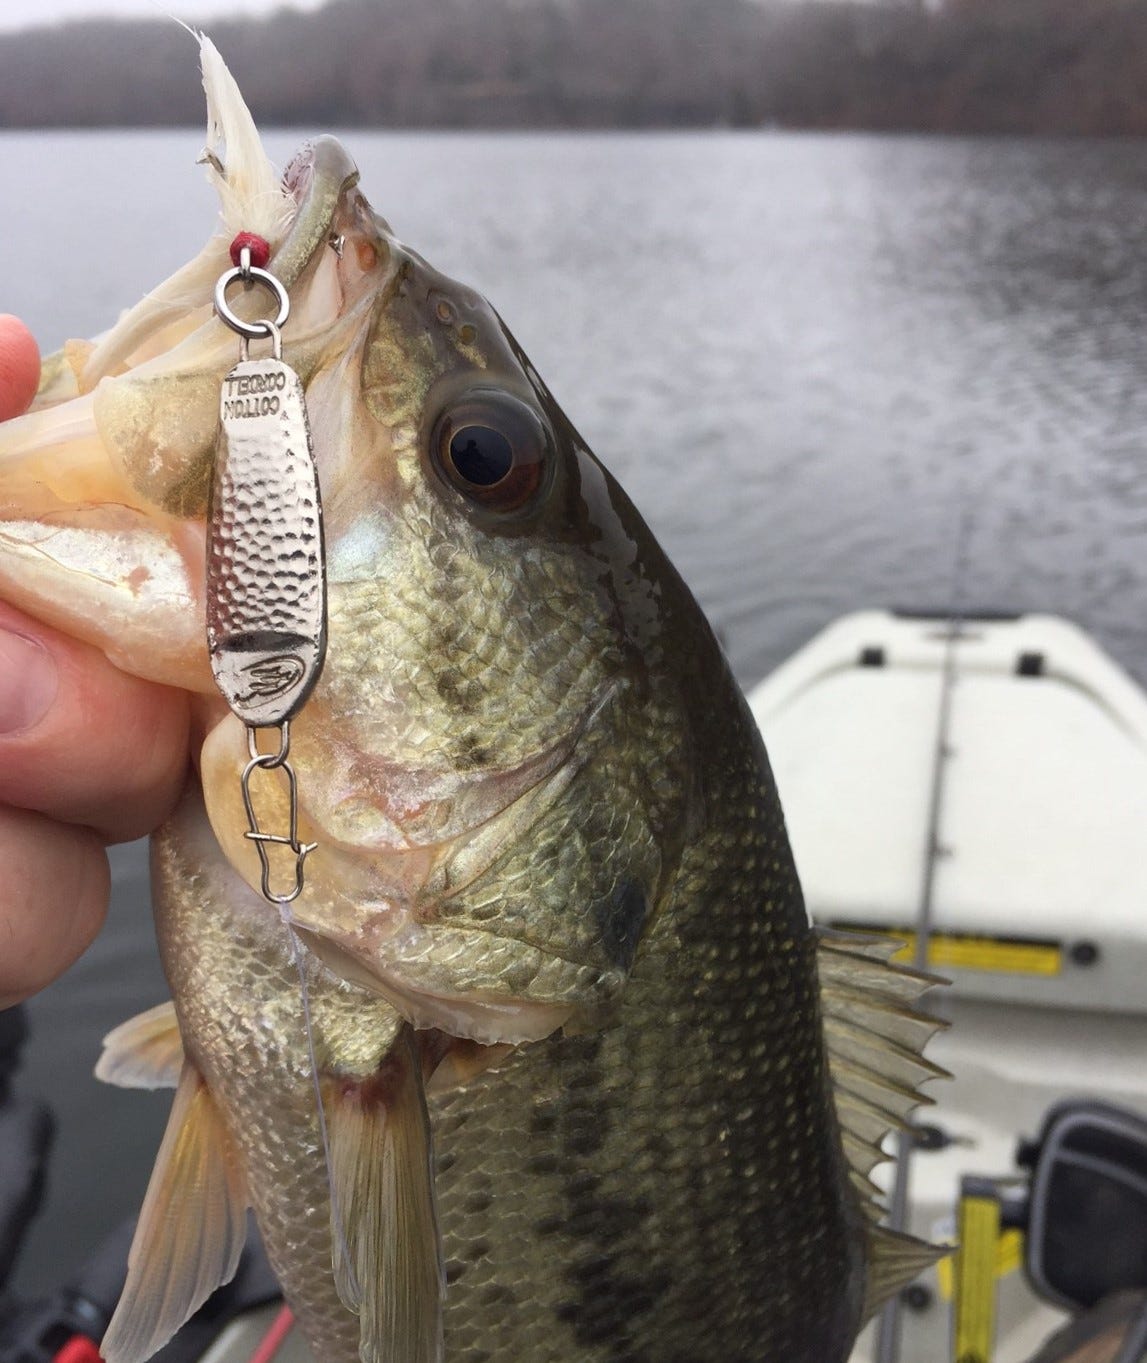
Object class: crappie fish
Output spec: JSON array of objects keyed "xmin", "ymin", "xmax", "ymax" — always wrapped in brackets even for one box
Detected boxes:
[{"xmin": 0, "ymin": 41, "xmax": 943, "ymax": 1363}]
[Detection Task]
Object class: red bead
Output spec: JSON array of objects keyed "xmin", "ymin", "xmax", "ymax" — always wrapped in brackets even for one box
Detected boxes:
[
  {"xmin": 53, "ymin": 1336, "xmax": 103, "ymax": 1363},
  {"xmin": 229, "ymin": 232, "xmax": 271, "ymax": 269}
]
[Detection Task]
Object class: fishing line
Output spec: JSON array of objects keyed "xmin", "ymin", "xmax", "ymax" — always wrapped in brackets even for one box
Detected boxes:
[{"xmin": 280, "ymin": 906, "xmax": 363, "ymax": 1308}]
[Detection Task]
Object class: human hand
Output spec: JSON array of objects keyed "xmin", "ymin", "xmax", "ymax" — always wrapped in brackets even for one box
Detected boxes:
[{"xmin": 0, "ymin": 316, "xmax": 191, "ymax": 1007}]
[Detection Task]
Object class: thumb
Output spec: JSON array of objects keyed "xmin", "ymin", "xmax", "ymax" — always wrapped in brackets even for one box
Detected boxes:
[{"xmin": 0, "ymin": 315, "xmax": 41, "ymax": 421}]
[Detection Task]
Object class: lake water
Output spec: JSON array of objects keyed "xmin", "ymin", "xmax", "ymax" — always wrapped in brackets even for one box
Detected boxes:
[{"xmin": 4, "ymin": 127, "xmax": 1147, "ymax": 1296}]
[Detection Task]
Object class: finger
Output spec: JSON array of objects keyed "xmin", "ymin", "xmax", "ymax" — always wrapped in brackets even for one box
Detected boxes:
[
  {"xmin": 0, "ymin": 602, "xmax": 190, "ymax": 843},
  {"xmin": 0, "ymin": 805, "xmax": 109, "ymax": 1008},
  {"xmin": 0, "ymin": 315, "xmax": 40, "ymax": 420}
]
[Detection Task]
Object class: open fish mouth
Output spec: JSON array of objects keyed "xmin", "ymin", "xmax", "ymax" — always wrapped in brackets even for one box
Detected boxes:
[{"xmin": 0, "ymin": 132, "xmax": 382, "ymax": 687}]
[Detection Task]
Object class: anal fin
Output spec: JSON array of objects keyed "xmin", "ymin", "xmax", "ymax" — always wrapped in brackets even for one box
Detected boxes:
[
  {"xmin": 328, "ymin": 1026, "xmax": 444, "ymax": 1363},
  {"xmin": 96, "ymin": 1001, "xmax": 184, "ymax": 1089},
  {"xmin": 100, "ymin": 1061, "xmax": 248, "ymax": 1363}
]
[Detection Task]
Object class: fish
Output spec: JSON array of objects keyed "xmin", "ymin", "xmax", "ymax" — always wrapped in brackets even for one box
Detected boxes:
[{"xmin": 0, "ymin": 39, "xmax": 944, "ymax": 1363}]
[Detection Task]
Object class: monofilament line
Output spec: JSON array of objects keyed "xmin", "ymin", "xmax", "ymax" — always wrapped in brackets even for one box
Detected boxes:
[{"xmin": 280, "ymin": 907, "xmax": 362, "ymax": 1307}]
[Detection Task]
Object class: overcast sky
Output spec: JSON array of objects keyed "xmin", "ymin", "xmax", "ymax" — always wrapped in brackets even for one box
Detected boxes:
[{"xmin": 0, "ymin": 0, "xmax": 327, "ymax": 32}]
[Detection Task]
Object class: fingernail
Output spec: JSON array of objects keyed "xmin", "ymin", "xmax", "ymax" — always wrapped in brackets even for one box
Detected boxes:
[{"xmin": 0, "ymin": 629, "xmax": 58, "ymax": 733}]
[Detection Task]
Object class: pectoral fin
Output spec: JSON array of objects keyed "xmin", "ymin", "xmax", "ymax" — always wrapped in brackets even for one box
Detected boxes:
[
  {"xmin": 95, "ymin": 1001, "xmax": 184, "ymax": 1090},
  {"xmin": 100, "ymin": 1061, "xmax": 248, "ymax": 1363},
  {"xmin": 328, "ymin": 1026, "xmax": 444, "ymax": 1363}
]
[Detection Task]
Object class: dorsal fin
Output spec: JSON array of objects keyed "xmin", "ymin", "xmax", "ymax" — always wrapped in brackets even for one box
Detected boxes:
[{"xmin": 816, "ymin": 927, "xmax": 949, "ymax": 1313}]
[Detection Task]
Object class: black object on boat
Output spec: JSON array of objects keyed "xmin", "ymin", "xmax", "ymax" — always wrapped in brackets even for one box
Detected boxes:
[
  {"xmin": 0, "ymin": 1006, "xmax": 285, "ymax": 1363},
  {"xmin": 0, "ymin": 1215, "xmax": 282, "ymax": 1363}
]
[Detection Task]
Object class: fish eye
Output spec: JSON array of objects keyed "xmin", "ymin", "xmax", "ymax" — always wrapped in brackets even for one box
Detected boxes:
[{"xmin": 431, "ymin": 390, "xmax": 551, "ymax": 513}]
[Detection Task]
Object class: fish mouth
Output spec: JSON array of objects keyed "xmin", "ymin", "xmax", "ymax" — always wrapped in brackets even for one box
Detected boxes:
[{"xmin": 277, "ymin": 136, "xmax": 366, "ymax": 283}]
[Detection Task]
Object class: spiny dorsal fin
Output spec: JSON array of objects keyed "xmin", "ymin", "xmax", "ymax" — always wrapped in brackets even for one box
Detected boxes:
[
  {"xmin": 327, "ymin": 1026, "xmax": 445, "ymax": 1363},
  {"xmin": 817, "ymin": 930, "xmax": 947, "ymax": 1145},
  {"xmin": 101, "ymin": 1062, "xmax": 248, "ymax": 1363},
  {"xmin": 816, "ymin": 927, "xmax": 949, "ymax": 1308},
  {"xmin": 863, "ymin": 1227, "xmax": 949, "ymax": 1320},
  {"xmin": 96, "ymin": 1001, "xmax": 184, "ymax": 1089}
]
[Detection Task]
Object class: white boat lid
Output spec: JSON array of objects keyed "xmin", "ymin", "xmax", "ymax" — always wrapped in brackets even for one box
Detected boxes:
[{"xmin": 747, "ymin": 610, "xmax": 1147, "ymax": 1012}]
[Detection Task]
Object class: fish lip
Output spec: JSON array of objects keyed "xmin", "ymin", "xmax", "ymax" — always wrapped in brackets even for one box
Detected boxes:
[
  {"xmin": 282, "ymin": 135, "xmax": 360, "ymax": 211},
  {"xmin": 282, "ymin": 140, "xmax": 317, "ymax": 199},
  {"xmin": 265, "ymin": 135, "xmax": 364, "ymax": 299}
]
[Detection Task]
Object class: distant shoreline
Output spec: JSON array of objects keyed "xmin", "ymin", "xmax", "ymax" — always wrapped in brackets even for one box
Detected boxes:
[{"xmin": 3, "ymin": 0, "xmax": 1146, "ymax": 137}]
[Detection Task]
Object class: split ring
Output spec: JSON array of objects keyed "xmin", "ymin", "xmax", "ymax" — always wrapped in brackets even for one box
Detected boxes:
[{"xmin": 214, "ymin": 263, "xmax": 291, "ymax": 339}]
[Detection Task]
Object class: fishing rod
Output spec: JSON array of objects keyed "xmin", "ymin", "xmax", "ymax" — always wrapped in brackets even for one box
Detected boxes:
[{"xmin": 874, "ymin": 510, "xmax": 974, "ymax": 1363}]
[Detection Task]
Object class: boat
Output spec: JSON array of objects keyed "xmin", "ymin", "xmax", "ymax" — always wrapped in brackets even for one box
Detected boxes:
[{"xmin": 746, "ymin": 609, "xmax": 1147, "ymax": 1363}]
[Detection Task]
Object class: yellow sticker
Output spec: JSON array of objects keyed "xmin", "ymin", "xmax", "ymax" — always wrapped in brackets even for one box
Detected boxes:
[{"xmin": 833, "ymin": 924, "xmax": 1062, "ymax": 977}]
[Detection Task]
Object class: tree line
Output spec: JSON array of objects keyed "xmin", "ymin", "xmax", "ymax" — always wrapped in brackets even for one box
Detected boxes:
[{"xmin": 1, "ymin": 0, "xmax": 1146, "ymax": 134}]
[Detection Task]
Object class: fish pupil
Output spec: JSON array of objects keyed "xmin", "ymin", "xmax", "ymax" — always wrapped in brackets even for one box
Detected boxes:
[{"xmin": 449, "ymin": 425, "xmax": 514, "ymax": 486}]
